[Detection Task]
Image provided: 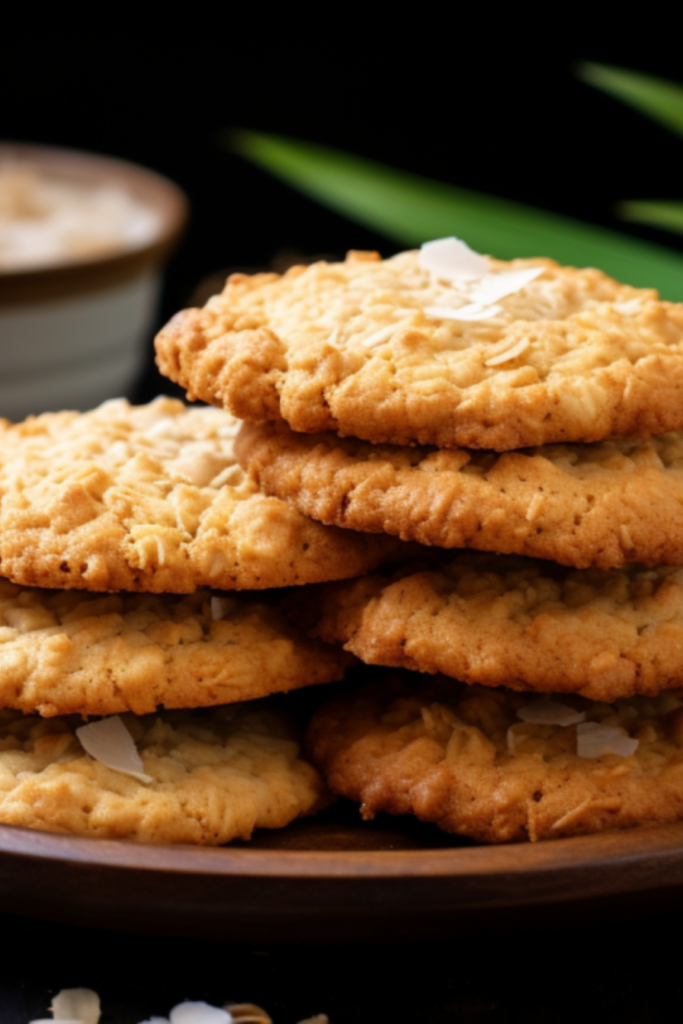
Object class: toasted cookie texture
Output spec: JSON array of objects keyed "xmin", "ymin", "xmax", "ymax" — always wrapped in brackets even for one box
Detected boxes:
[
  {"xmin": 287, "ymin": 555, "xmax": 683, "ymax": 702},
  {"xmin": 0, "ymin": 703, "xmax": 327, "ymax": 843},
  {"xmin": 0, "ymin": 397, "xmax": 400, "ymax": 593},
  {"xmin": 308, "ymin": 675, "xmax": 683, "ymax": 842},
  {"xmin": 236, "ymin": 420, "xmax": 683, "ymax": 570},
  {"xmin": 155, "ymin": 248, "xmax": 683, "ymax": 450},
  {"xmin": 0, "ymin": 579, "xmax": 352, "ymax": 717}
]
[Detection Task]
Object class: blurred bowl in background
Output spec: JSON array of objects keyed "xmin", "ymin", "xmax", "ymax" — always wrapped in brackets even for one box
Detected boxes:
[{"xmin": 0, "ymin": 143, "xmax": 188, "ymax": 421}]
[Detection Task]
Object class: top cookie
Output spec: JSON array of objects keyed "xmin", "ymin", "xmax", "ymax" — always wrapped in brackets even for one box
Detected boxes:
[
  {"xmin": 0, "ymin": 397, "xmax": 400, "ymax": 593},
  {"xmin": 155, "ymin": 241, "xmax": 683, "ymax": 450}
]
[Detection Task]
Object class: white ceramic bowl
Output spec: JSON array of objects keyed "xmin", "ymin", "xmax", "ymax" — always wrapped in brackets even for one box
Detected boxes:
[{"xmin": 0, "ymin": 143, "xmax": 187, "ymax": 421}]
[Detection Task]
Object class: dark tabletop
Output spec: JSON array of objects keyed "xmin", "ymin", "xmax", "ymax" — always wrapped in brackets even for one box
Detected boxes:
[{"xmin": 2, "ymin": 905, "xmax": 679, "ymax": 1024}]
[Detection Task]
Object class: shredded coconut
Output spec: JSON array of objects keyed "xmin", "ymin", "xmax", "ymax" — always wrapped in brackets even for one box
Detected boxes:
[
  {"xmin": 485, "ymin": 337, "xmax": 530, "ymax": 366},
  {"xmin": 358, "ymin": 316, "xmax": 415, "ymax": 348},
  {"xmin": 425, "ymin": 303, "xmax": 503, "ymax": 322},
  {"xmin": 613, "ymin": 297, "xmax": 644, "ymax": 315}
]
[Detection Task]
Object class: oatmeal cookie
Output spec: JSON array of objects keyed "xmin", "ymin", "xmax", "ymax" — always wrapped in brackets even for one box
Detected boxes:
[
  {"xmin": 287, "ymin": 555, "xmax": 683, "ymax": 702},
  {"xmin": 0, "ymin": 703, "xmax": 327, "ymax": 843},
  {"xmin": 236, "ymin": 420, "xmax": 683, "ymax": 570},
  {"xmin": 155, "ymin": 248, "xmax": 683, "ymax": 450},
  {"xmin": 0, "ymin": 397, "xmax": 400, "ymax": 593},
  {"xmin": 0, "ymin": 579, "xmax": 352, "ymax": 717},
  {"xmin": 308, "ymin": 675, "xmax": 683, "ymax": 842}
]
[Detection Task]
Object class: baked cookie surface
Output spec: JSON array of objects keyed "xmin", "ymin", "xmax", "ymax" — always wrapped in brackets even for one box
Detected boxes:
[
  {"xmin": 0, "ymin": 397, "xmax": 399, "ymax": 593},
  {"xmin": 156, "ymin": 248, "xmax": 683, "ymax": 450},
  {"xmin": 0, "ymin": 703, "xmax": 327, "ymax": 844},
  {"xmin": 308, "ymin": 676, "xmax": 683, "ymax": 842},
  {"xmin": 0, "ymin": 579, "xmax": 351, "ymax": 717},
  {"xmin": 236, "ymin": 420, "xmax": 683, "ymax": 570},
  {"xmin": 287, "ymin": 555, "xmax": 683, "ymax": 702}
]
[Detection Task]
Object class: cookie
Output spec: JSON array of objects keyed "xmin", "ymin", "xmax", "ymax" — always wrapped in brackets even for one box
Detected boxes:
[
  {"xmin": 155, "ymin": 245, "xmax": 683, "ymax": 450},
  {"xmin": 236, "ymin": 420, "xmax": 683, "ymax": 570},
  {"xmin": 287, "ymin": 555, "xmax": 683, "ymax": 702},
  {"xmin": 0, "ymin": 703, "xmax": 327, "ymax": 843},
  {"xmin": 0, "ymin": 397, "xmax": 401, "ymax": 593},
  {"xmin": 308, "ymin": 675, "xmax": 683, "ymax": 842},
  {"xmin": 0, "ymin": 578, "xmax": 352, "ymax": 718}
]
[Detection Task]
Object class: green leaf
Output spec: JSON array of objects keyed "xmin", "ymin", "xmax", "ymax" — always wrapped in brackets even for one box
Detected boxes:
[
  {"xmin": 230, "ymin": 129, "xmax": 683, "ymax": 301},
  {"xmin": 620, "ymin": 200, "xmax": 683, "ymax": 237},
  {"xmin": 578, "ymin": 61, "xmax": 683, "ymax": 139}
]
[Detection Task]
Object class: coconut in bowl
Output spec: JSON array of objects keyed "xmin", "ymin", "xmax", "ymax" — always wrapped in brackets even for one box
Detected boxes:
[{"xmin": 0, "ymin": 143, "xmax": 188, "ymax": 421}]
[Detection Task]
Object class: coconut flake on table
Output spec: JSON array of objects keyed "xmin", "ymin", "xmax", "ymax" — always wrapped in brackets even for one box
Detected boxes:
[
  {"xmin": 76, "ymin": 716, "xmax": 153, "ymax": 784},
  {"xmin": 170, "ymin": 1003, "xmax": 233, "ymax": 1024},
  {"xmin": 517, "ymin": 698, "xmax": 586, "ymax": 727},
  {"xmin": 576, "ymin": 721, "xmax": 639, "ymax": 759},
  {"xmin": 27, "ymin": 988, "xmax": 102, "ymax": 1024}
]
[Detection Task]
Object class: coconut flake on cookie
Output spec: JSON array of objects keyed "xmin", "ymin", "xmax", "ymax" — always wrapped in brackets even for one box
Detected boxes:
[
  {"xmin": 420, "ymin": 237, "xmax": 544, "ymax": 322},
  {"xmin": 418, "ymin": 237, "xmax": 489, "ymax": 281},
  {"xmin": 76, "ymin": 716, "xmax": 153, "ymax": 783},
  {"xmin": 576, "ymin": 721, "xmax": 639, "ymax": 758},
  {"xmin": 517, "ymin": 698, "xmax": 586, "ymax": 727}
]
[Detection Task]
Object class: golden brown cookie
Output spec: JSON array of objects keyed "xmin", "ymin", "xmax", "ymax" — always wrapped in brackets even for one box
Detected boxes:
[
  {"xmin": 0, "ymin": 397, "xmax": 401, "ymax": 593},
  {"xmin": 0, "ymin": 703, "xmax": 327, "ymax": 843},
  {"xmin": 287, "ymin": 555, "xmax": 683, "ymax": 702},
  {"xmin": 0, "ymin": 579, "xmax": 352, "ymax": 717},
  {"xmin": 155, "ymin": 247, "xmax": 683, "ymax": 450},
  {"xmin": 308, "ymin": 675, "xmax": 683, "ymax": 842},
  {"xmin": 236, "ymin": 420, "xmax": 683, "ymax": 570}
]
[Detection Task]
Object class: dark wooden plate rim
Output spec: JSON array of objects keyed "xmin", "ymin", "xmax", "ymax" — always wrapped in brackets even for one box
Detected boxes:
[{"xmin": 2, "ymin": 820, "xmax": 683, "ymax": 879}]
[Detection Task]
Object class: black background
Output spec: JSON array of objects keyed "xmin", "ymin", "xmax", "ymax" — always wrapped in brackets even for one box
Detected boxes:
[
  {"xmin": 3, "ymin": 18, "xmax": 683, "ymax": 1021},
  {"xmin": 5, "ymin": 21, "xmax": 683, "ymax": 354}
]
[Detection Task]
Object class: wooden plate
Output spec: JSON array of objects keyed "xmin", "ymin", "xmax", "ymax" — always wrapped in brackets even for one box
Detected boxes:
[{"xmin": 2, "ymin": 802, "xmax": 683, "ymax": 941}]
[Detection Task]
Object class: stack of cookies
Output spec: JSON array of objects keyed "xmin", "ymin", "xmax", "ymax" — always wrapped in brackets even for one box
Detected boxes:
[
  {"xmin": 0, "ymin": 398, "xmax": 406, "ymax": 843},
  {"xmin": 154, "ymin": 238, "xmax": 683, "ymax": 843}
]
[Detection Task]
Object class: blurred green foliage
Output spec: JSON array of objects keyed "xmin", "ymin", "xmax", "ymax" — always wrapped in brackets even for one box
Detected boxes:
[
  {"xmin": 232, "ymin": 129, "xmax": 683, "ymax": 300},
  {"xmin": 580, "ymin": 62, "xmax": 683, "ymax": 239}
]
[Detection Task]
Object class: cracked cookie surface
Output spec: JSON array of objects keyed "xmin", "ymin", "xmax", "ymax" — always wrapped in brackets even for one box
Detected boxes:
[
  {"xmin": 0, "ymin": 397, "xmax": 400, "ymax": 593},
  {"xmin": 308, "ymin": 675, "xmax": 683, "ymax": 842},
  {"xmin": 236, "ymin": 420, "xmax": 683, "ymax": 569},
  {"xmin": 156, "ymin": 250, "xmax": 683, "ymax": 450},
  {"xmin": 287, "ymin": 555, "xmax": 683, "ymax": 702},
  {"xmin": 0, "ymin": 579, "xmax": 352, "ymax": 717},
  {"xmin": 0, "ymin": 703, "xmax": 327, "ymax": 843}
]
